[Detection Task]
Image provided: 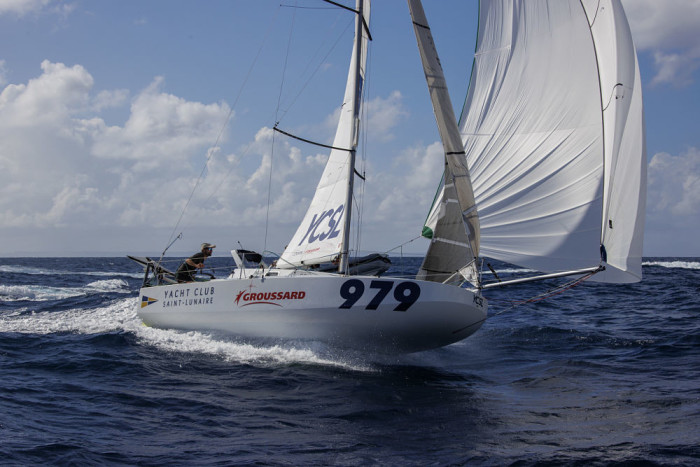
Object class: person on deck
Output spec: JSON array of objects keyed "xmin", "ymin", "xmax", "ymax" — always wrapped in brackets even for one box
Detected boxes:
[{"xmin": 176, "ymin": 243, "xmax": 215, "ymax": 282}]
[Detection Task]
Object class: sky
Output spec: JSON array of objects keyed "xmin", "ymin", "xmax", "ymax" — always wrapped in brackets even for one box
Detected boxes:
[{"xmin": 1, "ymin": 0, "xmax": 699, "ymax": 258}]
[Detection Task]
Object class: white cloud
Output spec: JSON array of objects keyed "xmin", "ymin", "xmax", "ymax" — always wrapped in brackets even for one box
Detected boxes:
[
  {"xmin": 0, "ymin": 60, "xmax": 7, "ymax": 87},
  {"xmin": 91, "ymin": 89, "xmax": 129, "ymax": 112},
  {"xmin": 0, "ymin": 60, "xmax": 93, "ymax": 126},
  {"xmin": 0, "ymin": 58, "xmax": 435, "ymax": 255},
  {"xmin": 0, "ymin": 0, "xmax": 50, "ymax": 16},
  {"xmin": 88, "ymin": 77, "xmax": 232, "ymax": 170},
  {"xmin": 0, "ymin": 59, "xmax": 373, "ymax": 254},
  {"xmin": 650, "ymin": 51, "xmax": 699, "ymax": 87},
  {"xmin": 321, "ymin": 90, "xmax": 408, "ymax": 144},
  {"xmin": 0, "ymin": 61, "xmax": 233, "ymax": 235},
  {"xmin": 647, "ymin": 147, "xmax": 700, "ymax": 217},
  {"xmin": 645, "ymin": 147, "xmax": 700, "ymax": 255},
  {"xmin": 364, "ymin": 91, "xmax": 409, "ymax": 142},
  {"xmin": 1, "ymin": 61, "xmax": 96, "ymax": 228},
  {"xmin": 622, "ymin": 0, "xmax": 700, "ymax": 86},
  {"xmin": 360, "ymin": 141, "xmax": 444, "ymax": 248}
]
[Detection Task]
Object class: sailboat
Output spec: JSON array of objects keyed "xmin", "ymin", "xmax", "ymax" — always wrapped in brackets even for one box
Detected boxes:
[{"xmin": 133, "ymin": 0, "xmax": 645, "ymax": 354}]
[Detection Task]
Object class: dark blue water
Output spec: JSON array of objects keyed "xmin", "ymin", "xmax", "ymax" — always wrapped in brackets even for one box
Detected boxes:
[{"xmin": 1, "ymin": 256, "xmax": 698, "ymax": 465}]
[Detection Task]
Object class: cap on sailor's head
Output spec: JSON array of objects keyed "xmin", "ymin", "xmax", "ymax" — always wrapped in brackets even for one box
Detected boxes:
[{"xmin": 201, "ymin": 243, "xmax": 216, "ymax": 250}]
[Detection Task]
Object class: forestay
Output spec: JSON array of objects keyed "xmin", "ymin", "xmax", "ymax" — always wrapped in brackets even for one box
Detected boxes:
[
  {"xmin": 459, "ymin": 0, "xmax": 645, "ymax": 283},
  {"xmin": 279, "ymin": 0, "xmax": 371, "ymax": 269}
]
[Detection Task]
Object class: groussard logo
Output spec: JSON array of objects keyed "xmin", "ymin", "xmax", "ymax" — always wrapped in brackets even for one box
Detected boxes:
[{"xmin": 235, "ymin": 289, "xmax": 307, "ymax": 307}]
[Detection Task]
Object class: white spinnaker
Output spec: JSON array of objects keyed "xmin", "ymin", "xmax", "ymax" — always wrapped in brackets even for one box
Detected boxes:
[
  {"xmin": 582, "ymin": 0, "xmax": 646, "ymax": 283},
  {"xmin": 408, "ymin": 0, "xmax": 480, "ymax": 285},
  {"xmin": 460, "ymin": 0, "xmax": 606, "ymax": 275},
  {"xmin": 279, "ymin": 0, "xmax": 370, "ymax": 268}
]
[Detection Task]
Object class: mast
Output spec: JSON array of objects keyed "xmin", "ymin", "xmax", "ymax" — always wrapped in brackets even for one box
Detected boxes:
[{"xmin": 339, "ymin": 0, "xmax": 366, "ymax": 274}]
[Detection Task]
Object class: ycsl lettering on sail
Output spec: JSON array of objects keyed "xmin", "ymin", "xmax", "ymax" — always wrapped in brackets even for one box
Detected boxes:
[{"xmin": 298, "ymin": 204, "xmax": 344, "ymax": 246}]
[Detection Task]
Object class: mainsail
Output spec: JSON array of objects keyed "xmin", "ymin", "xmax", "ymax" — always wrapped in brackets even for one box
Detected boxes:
[
  {"xmin": 279, "ymin": 0, "xmax": 371, "ymax": 269},
  {"xmin": 408, "ymin": 0, "xmax": 480, "ymax": 286},
  {"xmin": 458, "ymin": 0, "xmax": 645, "ymax": 283}
]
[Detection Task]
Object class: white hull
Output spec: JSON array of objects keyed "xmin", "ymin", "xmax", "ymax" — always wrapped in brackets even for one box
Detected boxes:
[{"xmin": 138, "ymin": 274, "xmax": 487, "ymax": 354}]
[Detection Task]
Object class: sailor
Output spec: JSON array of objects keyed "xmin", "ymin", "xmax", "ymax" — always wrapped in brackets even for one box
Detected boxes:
[{"xmin": 176, "ymin": 243, "xmax": 215, "ymax": 282}]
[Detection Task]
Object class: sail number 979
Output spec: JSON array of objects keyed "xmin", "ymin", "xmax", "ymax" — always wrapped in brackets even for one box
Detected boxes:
[{"xmin": 339, "ymin": 279, "xmax": 421, "ymax": 312}]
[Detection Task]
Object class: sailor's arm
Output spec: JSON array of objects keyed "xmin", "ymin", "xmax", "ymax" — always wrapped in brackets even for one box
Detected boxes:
[{"xmin": 185, "ymin": 258, "xmax": 204, "ymax": 268}]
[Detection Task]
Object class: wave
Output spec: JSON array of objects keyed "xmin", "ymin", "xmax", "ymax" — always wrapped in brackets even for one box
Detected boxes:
[
  {"xmin": 0, "ymin": 279, "xmax": 130, "ymax": 301},
  {"xmin": 0, "ymin": 297, "xmax": 372, "ymax": 371},
  {"xmin": 0, "ymin": 264, "xmax": 142, "ymax": 279},
  {"xmin": 85, "ymin": 279, "xmax": 131, "ymax": 292},
  {"xmin": 642, "ymin": 260, "xmax": 700, "ymax": 270}
]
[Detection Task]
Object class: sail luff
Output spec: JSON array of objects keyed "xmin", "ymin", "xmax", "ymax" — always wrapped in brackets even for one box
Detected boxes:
[{"xmin": 408, "ymin": 0, "xmax": 481, "ymax": 285}]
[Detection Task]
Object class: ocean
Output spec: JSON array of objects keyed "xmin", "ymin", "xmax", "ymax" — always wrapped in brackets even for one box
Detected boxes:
[{"xmin": 1, "ymin": 256, "xmax": 698, "ymax": 465}]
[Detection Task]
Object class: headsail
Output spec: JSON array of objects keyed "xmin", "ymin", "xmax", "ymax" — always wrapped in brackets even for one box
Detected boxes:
[
  {"xmin": 279, "ymin": 0, "xmax": 371, "ymax": 269},
  {"xmin": 408, "ymin": 0, "xmax": 480, "ymax": 286},
  {"xmin": 459, "ymin": 0, "xmax": 645, "ymax": 283}
]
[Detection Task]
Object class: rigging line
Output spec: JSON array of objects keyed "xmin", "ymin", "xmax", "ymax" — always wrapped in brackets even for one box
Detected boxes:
[
  {"xmin": 279, "ymin": 4, "xmax": 336, "ymax": 10},
  {"xmin": 157, "ymin": 232, "xmax": 182, "ymax": 266},
  {"xmin": 423, "ymin": 172, "xmax": 446, "ymax": 228},
  {"xmin": 351, "ymin": 190, "xmax": 362, "ymax": 261},
  {"xmin": 275, "ymin": 15, "xmax": 352, "ymax": 125},
  {"xmin": 265, "ymin": 2, "xmax": 299, "ymax": 253},
  {"xmin": 583, "ymin": 0, "xmax": 603, "ymax": 28},
  {"xmin": 384, "ymin": 235, "xmax": 423, "ymax": 254},
  {"xmin": 200, "ymin": 140, "xmax": 255, "ymax": 207},
  {"xmin": 321, "ymin": 0, "xmax": 372, "ymax": 41},
  {"xmin": 354, "ymin": 42, "xmax": 372, "ymax": 263},
  {"xmin": 264, "ymin": 131, "xmax": 278, "ymax": 252},
  {"xmin": 321, "ymin": 0, "xmax": 357, "ymax": 15},
  {"xmin": 162, "ymin": 4, "xmax": 283, "ymax": 250},
  {"xmin": 487, "ymin": 272, "xmax": 597, "ymax": 319},
  {"xmin": 273, "ymin": 126, "xmax": 352, "ymax": 152},
  {"xmin": 602, "ymin": 83, "xmax": 625, "ymax": 111},
  {"xmin": 274, "ymin": 1, "xmax": 298, "ymax": 124}
]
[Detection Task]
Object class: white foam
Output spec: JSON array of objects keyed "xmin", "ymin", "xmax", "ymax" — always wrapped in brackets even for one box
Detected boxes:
[
  {"xmin": 0, "ymin": 264, "xmax": 142, "ymax": 278},
  {"xmin": 643, "ymin": 260, "xmax": 700, "ymax": 270},
  {"xmin": 85, "ymin": 279, "xmax": 130, "ymax": 293},
  {"xmin": 0, "ymin": 279, "xmax": 130, "ymax": 301},
  {"xmin": 0, "ymin": 297, "xmax": 373, "ymax": 371},
  {"xmin": 0, "ymin": 284, "xmax": 85, "ymax": 301},
  {"xmin": 0, "ymin": 298, "xmax": 138, "ymax": 334}
]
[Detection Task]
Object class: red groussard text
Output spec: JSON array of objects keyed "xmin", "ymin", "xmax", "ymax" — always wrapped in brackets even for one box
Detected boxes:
[{"xmin": 235, "ymin": 290, "xmax": 306, "ymax": 306}]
